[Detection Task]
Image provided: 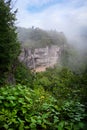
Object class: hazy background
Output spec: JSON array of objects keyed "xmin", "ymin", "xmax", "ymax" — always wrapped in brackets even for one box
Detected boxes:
[{"xmin": 10, "ymin": 0, "xmax": 87, "ymax": 56}]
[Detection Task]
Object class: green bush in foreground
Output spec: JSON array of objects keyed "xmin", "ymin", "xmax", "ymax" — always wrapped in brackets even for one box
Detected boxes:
[{"xmin": 0, "ymin": 85, "xmax": 86, "ymax": 130}]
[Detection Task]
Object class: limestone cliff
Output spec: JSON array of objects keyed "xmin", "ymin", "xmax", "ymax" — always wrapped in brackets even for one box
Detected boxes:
[{"xmin": 19, "ymin": 45, "xmax": 61, "ymax": 72}]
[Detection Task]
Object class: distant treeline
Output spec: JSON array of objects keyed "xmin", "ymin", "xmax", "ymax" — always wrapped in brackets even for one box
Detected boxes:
[{"xmin": 17, "ymin": 27, "xmax": 67, "ymax": 48}]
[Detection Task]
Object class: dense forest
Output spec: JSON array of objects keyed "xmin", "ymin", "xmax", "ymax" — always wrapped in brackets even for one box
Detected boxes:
[
  {"xmin": 0, "ymin": 0, "xmax": 87, "ymax": 130},
  {"xmin": 17, "ymin": 27, "xmax": 67, "ymax": 48}
]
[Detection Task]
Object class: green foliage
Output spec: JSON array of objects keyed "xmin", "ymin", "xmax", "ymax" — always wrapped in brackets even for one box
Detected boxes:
[
  {"xmin": 0, "ymin": 85, "xmax": 86, "ymax": 130},
  {"xmin": 34, "ymin": 67, "xmax": 77, "ymax": 100},
  {"xmin": 0, "ymin": 1, "xmax": 86, "ymax": 130},
  {"xmin": 14, "ymin": 61, "xmax": 33, "ymax": 87},
  {"xmin": 34, "ymin": 66, "xmax": 87, "ymax": 128},
  {"xmin": 17, "ymin": 27, "xmax": 67, "ymax": 48},
  {"xmin": 60, "ymin": 45, "xmax": 87, "ymax": 74},
  {"xmin": 0, "ymin": 0, "xmax": 20, "ymax": 85},
  {"xmin": 34, "ymin": 67, "xmax": 87, "ymax": 104}
]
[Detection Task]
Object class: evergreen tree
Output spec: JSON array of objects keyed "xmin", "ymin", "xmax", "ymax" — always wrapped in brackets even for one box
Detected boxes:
[{"xmin": 0, "ymin": 0, "xmax": 20, "ymax": 84}]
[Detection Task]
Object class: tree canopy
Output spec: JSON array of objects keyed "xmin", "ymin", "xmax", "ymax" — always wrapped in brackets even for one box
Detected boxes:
[{"xmin": 0, "ymin": 0, "xmax": 20, "ymax": 84}]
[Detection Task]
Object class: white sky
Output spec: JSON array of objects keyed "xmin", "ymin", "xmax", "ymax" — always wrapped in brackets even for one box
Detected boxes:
[{"xmin": 14, "ymin": 0, "xmax": 87, "ymax": 40}]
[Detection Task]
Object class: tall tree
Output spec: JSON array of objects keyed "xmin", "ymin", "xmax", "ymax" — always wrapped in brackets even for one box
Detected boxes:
[{"xmin": 0, "ymin": 0, "xmax": 20, "ymax": 84}]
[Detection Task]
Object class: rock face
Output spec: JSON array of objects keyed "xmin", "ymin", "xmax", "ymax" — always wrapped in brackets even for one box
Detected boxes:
[{"xmin": 19, "ymin": 45, "xmax": 61, "ymax": 71}]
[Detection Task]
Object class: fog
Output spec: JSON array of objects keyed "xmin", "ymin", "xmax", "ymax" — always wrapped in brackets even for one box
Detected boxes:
[
  {"xmin": 14, "ymin": 0, "xmax": 87, "ymax": 53},
  {"xmin": 15, "ymin": 0, "xmax": 87, "ymax": 73}
]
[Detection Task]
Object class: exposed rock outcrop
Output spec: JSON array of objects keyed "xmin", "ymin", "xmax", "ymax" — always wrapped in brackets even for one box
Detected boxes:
[{"xmin": 19, "ymin": 45, "xmax": 61, "ymax": 71}]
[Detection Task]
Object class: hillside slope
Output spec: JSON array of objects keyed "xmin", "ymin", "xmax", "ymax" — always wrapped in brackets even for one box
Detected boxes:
[
  {"xmin": 17, "ymin": 27, "xmax": 67, "ymax": 48},
  {"xmin": 17, "ymin": 27, "xmax": 68, "ymax": 71}
]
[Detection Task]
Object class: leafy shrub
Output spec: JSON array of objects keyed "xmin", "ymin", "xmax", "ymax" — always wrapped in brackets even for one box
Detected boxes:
[
  {"xmin": 0, "ymin": 85, "xmax": 58, "ymax": 129},
  {"xmin": 34, "ymin": 67, "xmax": 87, "ymax": 104},
  {"xmin": 0, "ymin": 85, "xmax": 86, "ymax": 130},
  {"xmin": 34, "ymin": 68, "xmax": 79, "ymax": 100}
]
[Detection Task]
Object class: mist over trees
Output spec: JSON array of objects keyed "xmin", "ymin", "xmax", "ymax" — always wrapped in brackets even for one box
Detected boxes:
[
  {"xmin": 0, "ymin": 0, "xmax": 87, "ymax": 130},
  {"xmin": 17, "ymin": 27, "xmax": 87, "ymax": 73},
  {"xmin": 17, "ymin": 27, "xmax": 67, "ymax": 48}
]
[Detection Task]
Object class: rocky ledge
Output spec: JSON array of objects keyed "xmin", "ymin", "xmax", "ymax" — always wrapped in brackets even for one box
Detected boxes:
[{"xmin": 19, "ymin": 45, "xmax": 61, "ymax": 72}]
